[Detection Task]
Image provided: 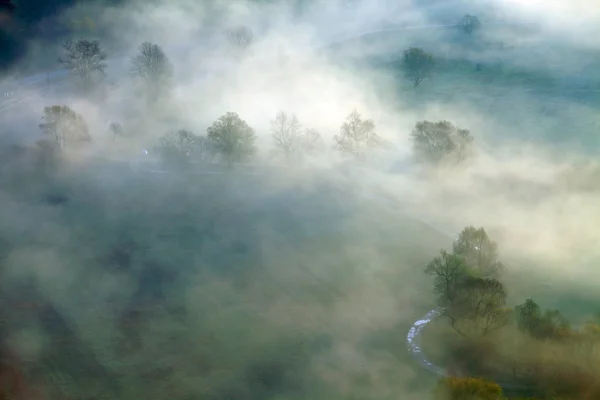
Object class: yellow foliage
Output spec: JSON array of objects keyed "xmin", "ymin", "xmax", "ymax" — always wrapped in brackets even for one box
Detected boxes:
[{"xmin": 434, "ymin": 377, "xmax": 504, "ymax": 400}]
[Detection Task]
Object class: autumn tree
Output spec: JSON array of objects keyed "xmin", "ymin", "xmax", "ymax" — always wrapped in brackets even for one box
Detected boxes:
[
  {"xmin": 459, "ymin": 14, "xmax": 481, "ymax": 35},
  {"xmin": 270, "ymin": 111, "xmax": 324, "ymax": 162},
  {"xmin": 410, "ymin": 120, "xmax": 473, "ymax": 165},
  {"xmin": 334, "ymin": 110, "xmax": 383, "ymax": 160},
  {"xmin": 130, "ymin": 42, "xmax": 173, "ymax": 104},
  {"xmin": 59, "ymin": 39, "xmax": 107, "ymax": 91},
  {"xmin": 402, "ymin": 47, "xmax": 434, "ymax": 87},
  {"xmin": 452, "ymin": 226, "xmax": 503, "ymax": 277},
  {"xmin": 206, "ymin": 112, "xmax": 256, "ymax": 168},
  {"xmin": 39, "ymin": 105, "xmax": 91, "ymax": 149}
]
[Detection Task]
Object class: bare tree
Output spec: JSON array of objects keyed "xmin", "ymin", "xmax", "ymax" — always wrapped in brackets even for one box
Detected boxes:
[
  {"xmin": 271, "ymin": 112, "xmax": 325, "ymax": 162},
  {"xmin": 39, "ymin": 105, "xmax": 91, "ymax": 149},
  {"xmin": 301, "ymin": 128, "xmax": 325, "ymax": 154},
  {"xmin": 402, "ymin": 47, "xmax": 434, "ymax": 87},
  {"xmin": 334, "ymin": 110, "xmax": 383, "ymax": 160},
  {"xmin": 271, "ymin": 111, "xmax": 302, "ymax": 161},
  {"xmin": 227, "ymin": 26, "xmax": 253, "ymax": 49},
  {"xmin": 59, "ymin": 39, "xmax": 107, "ymax": 91},
  {"xmin": 207, "ymin": 112, "xmax": 256, "ymax": 169},
  {"xmin": 130, "ymin": 42, "xmax": 173, "ymax": 104}
]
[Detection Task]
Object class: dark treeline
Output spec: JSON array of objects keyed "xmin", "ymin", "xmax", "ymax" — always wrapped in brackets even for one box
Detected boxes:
[{"xmin": 0, "ymin": 0, "xmax": 127, "ymax": 72}]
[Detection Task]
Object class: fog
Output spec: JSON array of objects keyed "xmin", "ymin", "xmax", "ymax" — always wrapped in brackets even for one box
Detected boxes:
[{"xmin": 1, "ymin": 0, "xmax": 600, "ymax": 399}]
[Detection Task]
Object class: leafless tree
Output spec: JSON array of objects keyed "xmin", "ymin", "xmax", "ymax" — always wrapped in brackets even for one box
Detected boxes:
[
  {"xmin": 130, "ymin": 42, "xmax": 173, "ymax": 103},
  {"xmin": 271, "ymin": 112, "xmax": 325, "ymax": 162},
  {"xmin": 59, "ymin": 39, "xmax": 107, "ymax": 91},
  {"xmin": 271, "ymin": 111, "xmax": 302, "ymax": 161},
  {"xmin": 334, "ymin": 110, "xmax": 383, "ymax": 160}
]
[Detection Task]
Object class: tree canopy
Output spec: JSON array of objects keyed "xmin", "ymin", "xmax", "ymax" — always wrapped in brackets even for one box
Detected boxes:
[
  {"xmin": 59, "ymin": 39, "xmax": 107, "ymax": 91},
  {"xmin": 402, "ymin": 47, "xmax": 435, "ymax": 87},
  {"xmin": 130, "ymin": 42, "xmax": 173, "ymax": 104},
  {"xmin": 206, "ymin": 112, "xmax": 256, "ymax": 168},
  {"xmin": 39, "ymin": 105, "xmax": 91, "ymax": 149},
  {"xmin": 411, "ymin": 120, "xmax": 474, "ymax": 165},
  {"xmin": 334, "ymin": 110, "xmax": 383, "ymax": 160}
]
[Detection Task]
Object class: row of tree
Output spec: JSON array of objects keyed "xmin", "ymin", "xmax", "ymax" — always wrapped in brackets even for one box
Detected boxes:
[{"xmin": 39, "ymin": 102, "xmax": 476, "ymax": 169}]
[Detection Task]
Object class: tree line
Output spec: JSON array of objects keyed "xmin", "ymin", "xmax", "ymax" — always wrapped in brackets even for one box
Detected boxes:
[{"xmin": 38, "ymin": 102, "xmax": 478, "ymax": 170}]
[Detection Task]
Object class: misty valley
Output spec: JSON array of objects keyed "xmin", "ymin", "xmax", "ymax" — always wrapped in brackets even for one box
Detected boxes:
[{"xmin": 1, "ymin": 1, "xmax": 600, "ymax": 400}]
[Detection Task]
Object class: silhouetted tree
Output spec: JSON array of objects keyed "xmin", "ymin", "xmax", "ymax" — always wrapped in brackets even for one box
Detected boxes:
[
  {"xmin": 410, "ymin": 120, "xmax": 473, "ymax": 165},
  {"xmin": 59, "ymin": 39, "xmax": 107, "ymax": 91},
  {"xmin": 207, "ymin": 112, "xmax": 256, "ymax": 168},
  {"xmin": 402, "ymin": 47, "xmax": 434, "ymax": 87},
  {"xmin": 109, "ymin": 122, "xmax": 124, "ymax": 138},
  {"xmin": 515, "ymin": 298, "xmax": 571, "ymax": 340},
  {"xmin": 460, "ymin": 14, "xmax": 481, "ymax": 35},
  {"xmin": 130, "ymin": 42, "xmax": 173, "ymax": 104},
  {"xmin": 334, "ymin": 110, "xmax": 383, "ymax": 160}
]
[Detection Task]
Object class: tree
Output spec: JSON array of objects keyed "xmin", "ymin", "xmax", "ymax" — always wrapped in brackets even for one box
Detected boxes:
[
  {"xmin": 206, "ymin": 112, "xmax": 256, "ymax": 168},
  {"xmin": 426, "ymin": 250, "xmax": 507, "ymax": 336},
  {"xmin": 156, "ymin": 129, "xmax": 200, "ymax": 168},
  {"xmin": 452, "ymin": 226, "xmax": 503, "ymax": 277},
  {"xmin": 425, "ymin": 250, "xmax": 470, "ymax": 334},
  {"xmin": 39, "ymin": 105, "xmax": 91, "ymax": 149},
  {"xmin": 109, "ymin": 122, "xmax": 124, "ymax": 139},
  {"xmin": 459, "ymin": 14, "xmax": 481, "ymax": 35},
  {"xmin": 402, "ymin": 47, "xmax": 434, "ymax": 87},
  {"xmin": 334, "ymin": 110, "xmax": 383, "ymax": 160},
  {"xmin": 59, "ymin": 39, "xmax": 107, "ymax": 91},
  {"xmin": 271, "ymin": 111, "xmax": 302, "ymax": 161},
  {"xmin": 270, "ymin": 111, "xmax": 324, "ymax": 162},
  {"xmin": 434, "ymin": 377, "xmax": 504, "ymax": 400},
  {"xmin": 410, "ymin": 120, "xmax": 473, "ymax": 165},
  {"xmin": 130, "ymin": 42, "xmax": 173, "ymax": 104},
  {"xmin": 515, "ymin": 299, "xmax": 571, "ymax": 340},
  {"xmin": 456, "ymin": 276, "xmax": 508, "ymax": 336},
  {"xmin": 227, "ymin": 26, "xmax": 253, "ymax": 49}
]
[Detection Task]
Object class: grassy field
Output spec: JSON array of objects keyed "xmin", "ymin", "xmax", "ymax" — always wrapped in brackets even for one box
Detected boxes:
[
  {"xmin": 1, "ymin": 166, "xmax": 458, "ymax": 399},
  {"xmin": 324, "ymin": 27, "xmax": 600, "ymax": 152}
]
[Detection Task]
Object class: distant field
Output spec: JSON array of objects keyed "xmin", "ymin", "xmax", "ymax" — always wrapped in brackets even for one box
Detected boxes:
[{"xmin": 323, "ymin": 27, "xmax": 600, "ymax": 152}]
